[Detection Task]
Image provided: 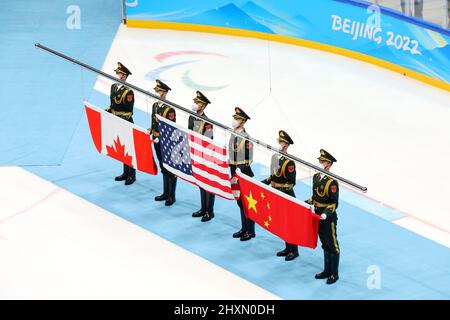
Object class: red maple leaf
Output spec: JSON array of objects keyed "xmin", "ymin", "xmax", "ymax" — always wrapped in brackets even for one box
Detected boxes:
[{"xmin": 106, "ymin": 136, "xmax": 134, "ymax": 167}]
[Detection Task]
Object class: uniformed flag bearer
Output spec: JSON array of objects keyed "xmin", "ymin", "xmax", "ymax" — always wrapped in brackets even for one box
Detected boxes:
[
  {"xmin": 189, "ymin": 91, "xmax": 216, "ymax": 222},
  {"xmin": 149, "ymin": 80, "xmax": 177, "ymax": 206},
  {"xmin": 106, "ymin": 62, "xmax": 136, "ymax": 186},
  {"xmin": 306, "ymin": 149, "xmax": 340, "ymax": 284},
  {"xmin": 229, "ymin": 107, "xmax": 255, "ymax": 241},
  {"xmin": 262, "ymin": 131, "xmax": 298, "ymax": 260}
]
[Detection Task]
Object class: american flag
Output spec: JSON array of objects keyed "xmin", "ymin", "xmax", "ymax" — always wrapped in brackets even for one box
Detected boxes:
[{"xmin": 156, "ymin": 115, "xmax": 235, "ymax": 200}]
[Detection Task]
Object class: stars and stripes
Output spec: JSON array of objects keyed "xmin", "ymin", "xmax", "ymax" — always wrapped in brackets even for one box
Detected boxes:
[{"xmin": 157, "ymin": 115, "xmax": 235, "ymax": 200}]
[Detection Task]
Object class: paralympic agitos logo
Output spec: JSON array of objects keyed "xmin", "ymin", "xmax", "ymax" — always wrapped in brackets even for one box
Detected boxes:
[{"xmin": 145, "ymin": 51, "xmax": 230, "ymax": 92}]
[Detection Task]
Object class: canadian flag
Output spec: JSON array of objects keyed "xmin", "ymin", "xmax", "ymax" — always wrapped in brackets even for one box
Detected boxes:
[{"xmin": 84, "ymin": 102, "xmax": 158, "ymax": 175}]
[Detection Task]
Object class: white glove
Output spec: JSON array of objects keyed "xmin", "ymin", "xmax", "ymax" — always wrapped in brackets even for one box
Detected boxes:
[
  {"xmin": 320, "ymin": 213, "xmax": 327, "ymax": 220},
  {"xmin": 154, "ymin": 137, "xmax": 159, "ymax": 143}
]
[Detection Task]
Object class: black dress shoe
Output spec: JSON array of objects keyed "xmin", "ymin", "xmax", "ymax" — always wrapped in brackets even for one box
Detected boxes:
[
  {"xmin": 315, "ymin": 271, "xmax": 330, "ymax": 279},
  {"xmin": 201, "ymin": 212, "xmax": 214, "ymax": 222},
  {"xmin": 154, "ymin": 194, "xmax": 168, "ymax": 201},
  {"xmin": 192, "ymin": 210, "xmax": 205, "ymax": 218},
  {"xmin": 165, "ymin": 198, "xmax": 175, "ymax": 206},
  {"xmin": 285, "ymin": 252, "xmax": 299, "ymax": 261},
  {"xmin": 326, "ymin": 275, "xmax": 339, "ymax": 285},
  {"xmin": 276, "ymin": 249, "xmax": 289, "ymax": 257},
  {"xmin": 232, "ymin": 230, "xmax": 244, "ymax": 238},
  {"xmin": 124, "ymin": 177, "xmax": 136, "ymax": 185},
  {"xmin": 115, "ymin": 174, "xmax": 127, "ymax": 181},
  {"xmin": 240, "ymin": 232, "xmax": 255, "ymax": 241}
]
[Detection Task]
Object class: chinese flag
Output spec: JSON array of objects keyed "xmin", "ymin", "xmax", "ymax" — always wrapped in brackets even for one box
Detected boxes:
[{"xmin": 236, "ymin": 170, "xmax": 320, "ymax": 248}]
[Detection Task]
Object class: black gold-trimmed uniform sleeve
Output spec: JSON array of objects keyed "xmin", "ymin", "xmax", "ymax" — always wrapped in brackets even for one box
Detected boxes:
[
  {"xmin": 262, "ymin": 176, "xmax": 271, "ymax": 185},
  {"xmin": 124, "ymin": 89, "xmax": 134, "ymax": 113},
  {"xmin": 149, "ymin": 102, "xmax": 158, "ymax": 133},
  {"xmin": 106, "ymin": 83, "xmax": 118, "ymax": 112},
  {"xmin": 324, "ymin": 180, "xmax": 339, "ymax": 215},
  {"xmin": 109, "ymin": 84, "xmax": 116, "ymax": 107},
  {"xmin": 188, "ymin": 115, "xmax": 194, "ymax": 131},
  {"xmin": 166, "ymin": 106, "xmax": 176, "ymax": 122},
  {"xmin": 284, "ymin": 160, "xmax": 296, "ymax": 186},
  {"xmin": 204, "ymin": 122, "xmax": 214, "ymax": 139},
  {"xmin": 305, "ymin": 173, "xmax": 320, "ymax": 204},
  {"xmin": 241, "ymin": 139, "xmax": 254, "ymax": 177},
  {"xmin": 262, "ymin": 154, "xmax": 278, "ymax": 185}
]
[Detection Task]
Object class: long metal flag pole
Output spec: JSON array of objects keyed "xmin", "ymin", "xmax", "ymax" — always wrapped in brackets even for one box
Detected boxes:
[
  {"xmin": 35, "ymin": 43, "xmax": 367, "ymax": 193},
  {"xmin": 121, "ymin": 0, "xmax": 127, "ymax": 25}
]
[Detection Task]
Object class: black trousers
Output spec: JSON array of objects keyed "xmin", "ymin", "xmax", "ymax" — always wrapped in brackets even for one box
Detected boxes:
[
  {"xmin": 284, "ymin": 242, "xmax": 298, "ymax": 254},
  {"xmin": 317, "ymin": 211, "xmax": 340, "ymax": 278},
  {"xmin": 318, "ymin": 212, "xmax": 340, "ymax": 255},
  {"xmin": 154, "ymin": 141, "xmax": 177, "ymax": 199},
  {"xmin": 230, "ymin": 165, "xmax": 255, "ymax": 234},
  {"xmin": 199, "ymin": 187, "xmax": 215, "ymax": 213},
  {"xmin": 123, "ymin": 163, "xmax": 136, "ymax": 178},
  {"xmin": 237, "ymin": 197, "xmax": 255, "ymax": 234}
]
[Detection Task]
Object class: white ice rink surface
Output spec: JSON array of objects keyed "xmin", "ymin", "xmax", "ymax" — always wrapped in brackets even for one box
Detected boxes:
[
  {"xmin": 95, "ymin": 25, "xmax": 450, "ymax": 233},
  {"xmin": 0, "ymin": 167, "xmax": 278, "ymax": 299}
]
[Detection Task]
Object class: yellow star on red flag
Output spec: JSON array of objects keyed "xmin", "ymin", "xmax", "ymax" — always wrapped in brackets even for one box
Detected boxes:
[{"xmin": 245, "ymin": 191, "xmax": 258, "ymax": 213}]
